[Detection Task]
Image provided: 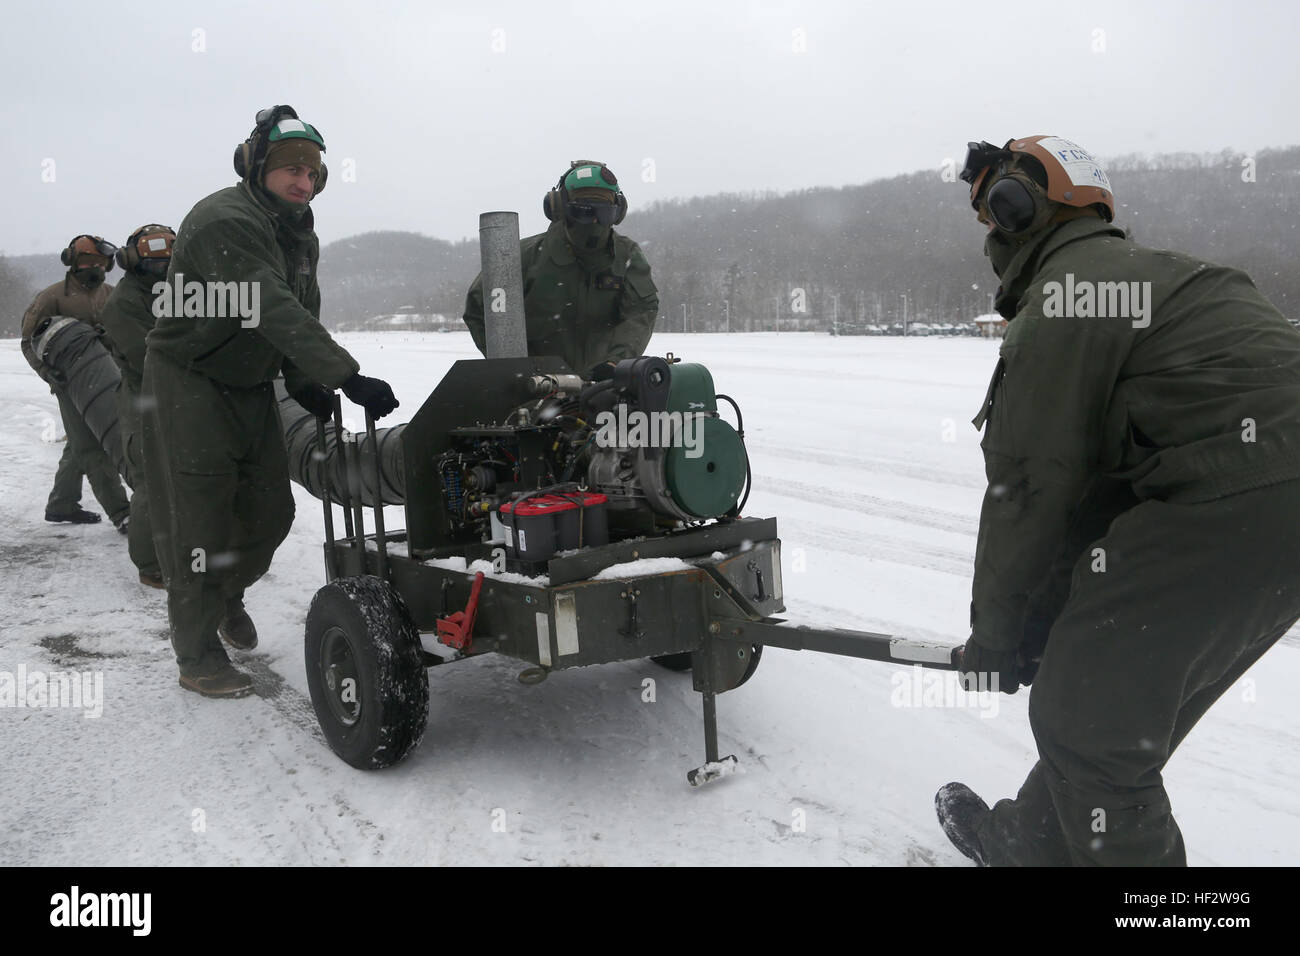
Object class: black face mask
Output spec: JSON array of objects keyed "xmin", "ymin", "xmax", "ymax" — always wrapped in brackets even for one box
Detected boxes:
[
  {"xmin": 137, "ymin": 259, "xmax": 170, "ymax": 279},
  {"xmin": 73, "ymin": 266, "xmax": 106, "ymax": 288},
  {"xmin": 983, "ymin": 230, "xmax": 1022, "ymax": 280},
  {"xmin": 565, "ymin": 221, "xmax": 611, "ymax": 255}
]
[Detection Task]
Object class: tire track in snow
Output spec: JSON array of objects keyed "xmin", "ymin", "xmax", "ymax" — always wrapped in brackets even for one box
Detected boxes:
[
  {"xmin": 755, "ymin": 474, "xmax": 979, "ymax": 536},
  {"xmin": 781, "ymin": 518, "xmax": 974, "ymax": 578},
  {"xmin": 232, "ymin": 652, "xmax": 390, "ymax": 860},
  {"xmin": 756, "ymin": 444, "xmax": 987, "ymax": 489},
  {"xmin": 241, "ymin": 652, "xmax": 325, "ymax": 744}
]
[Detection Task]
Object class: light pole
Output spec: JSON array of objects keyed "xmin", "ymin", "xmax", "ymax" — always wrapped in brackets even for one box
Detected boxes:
[
  {"xmin": 831, "ymin": 294, "xmax": 839, "ymax": 332},
  {"xmin": 901, "ymin": 293, "xmax": 909, "ymax": 336},
  {"xmin": 681, "ymin": 302, "xmax": 688, "ymax": 333},
  {"xmin": 724, "ymin": 299, "xmax": 731, "ymax": 334}
]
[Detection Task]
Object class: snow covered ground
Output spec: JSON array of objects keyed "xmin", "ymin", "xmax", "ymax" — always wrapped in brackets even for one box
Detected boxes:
[{"xmin": 1, "ymin": 331, "xmax": 1296, "ymax": 866}]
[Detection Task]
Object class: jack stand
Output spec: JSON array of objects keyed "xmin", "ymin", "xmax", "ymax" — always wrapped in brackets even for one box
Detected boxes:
[{"xmin": 687, "ymin": 690, "xmax": 739, "ymax": 787}]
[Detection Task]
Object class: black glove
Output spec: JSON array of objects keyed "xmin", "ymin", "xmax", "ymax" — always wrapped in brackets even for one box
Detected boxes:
[
  {"xmin": 957, "ymin": 637, "xmax": 1029, "ymax": 695},
  {"xmin": 290, "ymin": 382, "xmax": 336, "ymax": 420},
  {"xmin": 341, "ymin": 372, "xmax": 399, "ymax": 419},
  {"xmin": 587, "ymin": 361, "xmax": 616, "ymax": 382}
]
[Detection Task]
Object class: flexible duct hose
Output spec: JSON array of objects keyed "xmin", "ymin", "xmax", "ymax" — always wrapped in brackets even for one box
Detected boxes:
[
  {"xmin": 29, "ymin": 317, "xmax": 408, "ymax": 507},
  {"xmin": 31, "ymin": 317, "xmax": 128, "ymax": 484},
  {"xmin": 274, "ymin": 379, "xmax": 407, "ymax": 506}
]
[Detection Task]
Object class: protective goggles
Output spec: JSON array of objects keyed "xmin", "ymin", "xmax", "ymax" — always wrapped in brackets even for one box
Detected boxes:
[
  {"xmin": 961, "ymin": 139, "xmax": 1019, "ymax": 212},
  {"xmin": 71, "ymin": 235, "xmax": 119, "ymax": 259},
  {"xmin": 960, "ymin": 141, "xmax": 1013, "ymax": 196},
  {"xmin": 565, "ymin": 202, "xmax": 619, "ymax": 226}
]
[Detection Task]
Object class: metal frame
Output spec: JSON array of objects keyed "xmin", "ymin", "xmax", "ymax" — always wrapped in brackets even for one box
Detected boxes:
[{"xmin": 314, "ymin": 402, "xmax": 962, "ymax": 784}]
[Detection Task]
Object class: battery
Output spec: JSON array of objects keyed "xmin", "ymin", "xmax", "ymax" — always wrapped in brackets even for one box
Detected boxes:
[{"xmin": 498, "ymin": 492, "xmax": 609, "ymax": 561}]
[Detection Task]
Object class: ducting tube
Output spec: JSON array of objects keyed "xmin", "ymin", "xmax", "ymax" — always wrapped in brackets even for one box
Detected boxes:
[
  {"xmin": 275, "ymin": 379, "xmax": 407, "ymax": 506},
  {"xmin": 31, "ymin": 317, "xmax": 128, "ymax": 484}
]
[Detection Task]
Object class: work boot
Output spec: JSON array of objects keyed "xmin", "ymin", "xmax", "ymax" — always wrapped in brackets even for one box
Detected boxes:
[
  {"xmin": 218, "ymin": 599, "xmax": 258, "ymax": 651},
  {"xmin": 935, "ymin": 782, "xmax": 991, "ymax": 866},
  {"xmin": 178, "ymin": 663, "xmax": 254, "ymax": 699},
  {"xmin": 113, "ymin": 513, "xmax": 129, "ymax": 535},
  {"xmin": 139, "ymin": 570, "xmax": 165, "ymax": 589},
  {"xmin": 45, "ymin": 506, "xmax": 101, "ymax": 524}
]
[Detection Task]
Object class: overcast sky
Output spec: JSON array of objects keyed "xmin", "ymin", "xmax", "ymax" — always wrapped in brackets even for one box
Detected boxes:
[{"xmin": 1, "ymin": 0, "xmax": 1296, "ymax": 256}]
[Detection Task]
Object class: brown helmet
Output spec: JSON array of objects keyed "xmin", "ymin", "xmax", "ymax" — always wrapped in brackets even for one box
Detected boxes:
[
  {"xmin": 60, "ymin": 234, "xmax": 118, "ymax": 270},
  {"xmin": 116, "ymin": 224, "xmax": 176, "ymax": 273},
  {"xmin": 962, "ymin": 135, "xmax": 1115, "ymax": 232}
]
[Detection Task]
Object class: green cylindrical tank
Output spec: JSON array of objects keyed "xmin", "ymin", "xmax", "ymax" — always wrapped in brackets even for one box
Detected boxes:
[{"xmin": 662, "ymin": 363, "xmax": 746, "ymax": 518}]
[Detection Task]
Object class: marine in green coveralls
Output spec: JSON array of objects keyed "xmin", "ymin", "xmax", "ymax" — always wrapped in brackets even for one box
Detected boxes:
[
  {"xmin": 463, "ymin": 160, "xmax": 659, "ymax": 377},
  {"xmin": 935, "ymin": 136, "xmax": 1300, "ymax": 866},
  {"xmin": 20, "ymin": 236, "xmax": 130, "ymax": 529},
  {"xmin": 97, "ymin": 224, "xmax": 175, "ymax": 588},
  {"xmin": 143, "ymin": 106, "xmax": 399, "ymax": 698}
]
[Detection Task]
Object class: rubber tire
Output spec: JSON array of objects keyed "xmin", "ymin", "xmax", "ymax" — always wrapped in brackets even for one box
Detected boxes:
[
  {"xmin": 650, "ymin": 644, "xmax": 763, "ymax": 685},
  {"xmin": 735, "ymin": 643, "xmax": 763, "ymax": 687},
  {"xmin": 650, "ymin": 652, "xmax": 694, "ymax": 672},
  {"xmin": 305, "ymin": 575, "xmax": 429, "ymax": 770}
]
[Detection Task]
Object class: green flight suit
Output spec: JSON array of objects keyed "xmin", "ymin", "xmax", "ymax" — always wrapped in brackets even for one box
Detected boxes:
[
  {"xmin": 98, "ymin": 270, "xmax": 163, "ymax": 577},
  {"xmin": 463, "ymin": 221, "xmax": 659, "ymax": 372},
  {"xmin": 21, "ymin": 273, "xmax": 130, "ymax": 522},
  {"xmin": 968, "ymin": 217, "xmax": 1300, "ymax": 865},
  {"xmin": 142, "ymin": 181, "xmax": 359, "ymax": 678}
]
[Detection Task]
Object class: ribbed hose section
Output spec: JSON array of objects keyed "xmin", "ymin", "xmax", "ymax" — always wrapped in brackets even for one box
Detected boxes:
[
  {"xmin": 274, "ymin": 379, "xmax": 406, "ymax": 506},
  {"xmin": 32, "ymin": 317, "xmax": 128, "ymax": 484}
]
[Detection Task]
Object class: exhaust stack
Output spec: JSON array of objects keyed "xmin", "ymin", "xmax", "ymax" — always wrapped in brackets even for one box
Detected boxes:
[{"xmin": 478, "ymin": 211, "xmax": 528, "ymax": 359}]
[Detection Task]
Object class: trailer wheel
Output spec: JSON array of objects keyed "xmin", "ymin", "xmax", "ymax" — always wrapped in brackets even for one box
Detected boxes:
[
  {"xmin": 305, "ymin": 575, "xmax": 429, "ymax": 770},
  {"xmin": 735, "ymin": 643, "xmax": 763, "ymax": 687},
  {"xmin": 651, "ymin": 644, "xmax": 764, "ymax": 685},
  {"xmin": 650, "ymin": 652, "xmax": 694, "ymax": 672}
]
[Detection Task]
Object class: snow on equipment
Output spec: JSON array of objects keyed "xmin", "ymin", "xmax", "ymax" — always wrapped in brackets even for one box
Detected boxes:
[{"xmin": 288, "ymin": 211, "xmax": 963, "ymax": 781}]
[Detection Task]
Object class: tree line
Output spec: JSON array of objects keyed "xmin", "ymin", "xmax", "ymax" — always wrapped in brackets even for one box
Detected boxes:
[
  {"xmin": 4, "ymin": 145, "xmax": 1296, "ymax": 337},
  {"xmin": 629, "ymin": 146, "xmax": 1300, "ymax": 332}
]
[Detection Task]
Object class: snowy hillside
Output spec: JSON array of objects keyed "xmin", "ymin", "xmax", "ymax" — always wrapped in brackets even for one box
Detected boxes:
[{"xmin": 2, "ymin": 332, "xmax": 1296, "ymax": 866}]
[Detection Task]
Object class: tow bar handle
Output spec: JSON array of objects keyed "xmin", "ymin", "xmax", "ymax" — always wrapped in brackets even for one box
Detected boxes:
[{"xmin": 711, "ymin": 618, "xmax": 962, "ymax": 670}]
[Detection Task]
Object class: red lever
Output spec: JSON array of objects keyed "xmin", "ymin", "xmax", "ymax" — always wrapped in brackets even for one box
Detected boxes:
[{"xmin": 436, "ymin": 571, "xmax": 485, "ymax": 651}]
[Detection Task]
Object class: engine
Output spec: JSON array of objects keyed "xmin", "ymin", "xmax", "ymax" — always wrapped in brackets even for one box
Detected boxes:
[{"xmin": 434, "ymin": 355, "xmax": 750, "ymax": 555}]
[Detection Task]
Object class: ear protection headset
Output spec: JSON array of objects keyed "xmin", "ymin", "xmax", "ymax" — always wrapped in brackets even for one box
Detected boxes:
[
  {"xmin": 543, "ymin": 160, "xmax": 627, "ymax": 225},
  {"xmin": 981, "ymin": 168, "xmax": 1055, "ymax": 237},
  {"xmin": 61, "ymin": 235, "xmax": 118, "ymax": 271},
  {"xmin": 233, "ymin": 105, "xmax": 328, "ymax": 197},
  {"xmin": 115, "ymin": 224, "xmax": 176, "ymax": 272},
  {"xmin": 961, "ymin": 136, "xmax": 1114, "ymax": 235}
]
